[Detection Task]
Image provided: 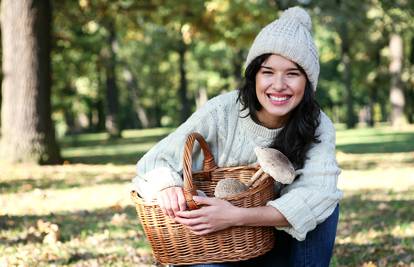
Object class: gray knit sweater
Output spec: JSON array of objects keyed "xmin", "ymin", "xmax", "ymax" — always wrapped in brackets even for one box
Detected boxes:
[{"xmin": 132, "ymin": 90, "xmax": 342, "ymax": 241}]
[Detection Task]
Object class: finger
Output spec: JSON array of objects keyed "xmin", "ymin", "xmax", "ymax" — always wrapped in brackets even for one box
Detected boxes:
[
  {"xmin": 174, "ymin": 216, "xmax": 205, "ymax": 227},
  {"xmin": 192, "ymin": 196, "xmax": 220, "ymax": 206},
  {"xmin": 190, "ymin": 229, "xmax": 211, "ymax": 236},
  {"xmin": 187, "ymin": 223, "xmax": 210, "ymax": 231},
  {"xmin": 156, "ymin": 194, "xmax": 168, "ymax": 217},
  {"xmin": 176, "ymin": 188, "xmax": 187, "ymax": 211},
  {"xmin": 175, "ymin": 209, "xmax": 204, "ymax": 218},
  {"xmin": 168, "ymin": 190, "xmax": 180, "ymax": 215},
  {"xmin": 162, "ymin": 193, "xmax": 176, "ymax": 218}
]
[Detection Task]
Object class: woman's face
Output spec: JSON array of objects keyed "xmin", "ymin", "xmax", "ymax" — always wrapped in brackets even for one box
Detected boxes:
[{"xmin": 255, "ymin": 54, "xmax": 307, "ymax": 129}]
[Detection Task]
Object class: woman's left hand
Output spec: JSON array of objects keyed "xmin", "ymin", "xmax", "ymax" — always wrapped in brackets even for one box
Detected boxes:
[{"xmin": 174, "ymin": 196, "xmax": 240, "ymax": 235}]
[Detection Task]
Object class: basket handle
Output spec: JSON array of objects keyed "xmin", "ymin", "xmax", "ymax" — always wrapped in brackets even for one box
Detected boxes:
[{"xmin": 182, "ymin": 132, "xmax": 217, "ymax": 210}]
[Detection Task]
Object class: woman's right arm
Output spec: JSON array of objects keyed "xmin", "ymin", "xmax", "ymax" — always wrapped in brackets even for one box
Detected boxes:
[{"xmin": 132, "ymin": 98, "xmax": 221, "ymax": 218}]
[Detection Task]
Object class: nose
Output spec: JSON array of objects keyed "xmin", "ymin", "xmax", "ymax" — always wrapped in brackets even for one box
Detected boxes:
[{"xmin": 272, "ymin": 74, "xmax": 286, "ymax": 91}]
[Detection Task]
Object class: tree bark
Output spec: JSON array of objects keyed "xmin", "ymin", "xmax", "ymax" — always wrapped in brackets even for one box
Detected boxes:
[
  {"xmin": 195, "ymin": 87, "xmax": 208, "ymax": 110},
  {"xmin": 178, "ymin": 39, "xmax": 191, "ymax": 123},
  {"xmin": 405, "ymin": 37, "xmax": 414, "ymax": 124},
  {"xmin": 338, "ymin": 13, "xmax": 357, "ymax": 128},
  {"xmin": 407, "ymin": 37, "xmax": 414, "ymax": 123},
  {"xmin": 367, "ymin": 48, "xmax": 382, "ymax": 127},
  {"xmin": 233, "ymin": 48, "xmax": 245, "ymax": 88},
  {"xmin": 389, "ymin": 34, "xmax": 406, "ymax": 127},
  {"xmin": 94, "ymin": 60, "xmax": 106, "ymax": 131},
  {"xmin": 104, "ymin": 20, "xmax": 121, "ymax": 138},
  {"xmin": 0, "ymin": 0, "xmax": 62, "ymax": 164},
  {"xmin": 122, "ymin": 66, "xmax": 150, "ymax": 128}
]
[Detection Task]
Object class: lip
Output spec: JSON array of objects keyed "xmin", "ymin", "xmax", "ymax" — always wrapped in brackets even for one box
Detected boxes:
[{"xmin": 266, "ymin": 93, "xmax": 292, "ymax": 105}]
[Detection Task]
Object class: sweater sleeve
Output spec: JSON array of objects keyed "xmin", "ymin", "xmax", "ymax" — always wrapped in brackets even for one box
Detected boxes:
[
  {"xmin": 266, "ymin": 112, "xmax": 343, "ymax": 241},
  {"xmin": 131, "ymin": 97, "xmax": 221, "ymax": 200}
]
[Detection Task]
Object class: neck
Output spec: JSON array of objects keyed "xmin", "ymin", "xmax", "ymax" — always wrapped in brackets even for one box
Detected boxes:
[{"xmin": 256, "ymin": 111, "xmax": 288, "ymax": 129}]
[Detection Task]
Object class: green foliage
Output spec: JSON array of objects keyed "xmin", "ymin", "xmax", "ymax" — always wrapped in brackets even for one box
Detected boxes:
[{"xmin": 47, "ymin": 0, "xmax": 414, "ymax": 134}]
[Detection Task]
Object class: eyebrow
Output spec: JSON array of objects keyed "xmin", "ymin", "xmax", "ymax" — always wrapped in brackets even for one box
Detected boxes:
[{"xmin": 260, "ymin": 65, "xmax": 301, "ymax": 71}]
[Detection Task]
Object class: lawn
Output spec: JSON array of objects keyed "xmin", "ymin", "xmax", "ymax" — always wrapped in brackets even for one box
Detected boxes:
[{"xmin": 1, "ymin": 125, "xmax": 413, "ymax": 266}]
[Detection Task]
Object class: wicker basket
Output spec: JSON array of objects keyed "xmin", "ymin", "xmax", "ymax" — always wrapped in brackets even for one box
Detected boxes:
[{"xmin": 131, "ymin": 132, "xmax": 275, "ymax": 265}]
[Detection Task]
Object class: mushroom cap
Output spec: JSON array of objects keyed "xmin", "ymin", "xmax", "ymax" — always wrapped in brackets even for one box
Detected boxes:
[
  {"xmin": 254, "ymin": 147, "xmax": 295, "ymax": 184},
  {"xmin": 214, "ymin": 178, "xmax": 248, "ymax": 198}
]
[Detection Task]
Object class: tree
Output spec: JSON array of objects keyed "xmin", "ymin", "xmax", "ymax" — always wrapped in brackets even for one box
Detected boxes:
[
  {"xmin": 0, "ymin": 0, "xmax": 62, "ymax": 164},
  {"xmin": 317, "ymin": 0, "xmax": 360, "ymax": 128},
  {"xmin": 368, "ymin": 0, "xmax": 413, "ymax": 126},
  {"xmin": 102, "ymin": 19, "xmax": 121, "ymax": 137},
  {"xmin": 389, "ymin": 34, "xmax": 406, "ymax": 126}
]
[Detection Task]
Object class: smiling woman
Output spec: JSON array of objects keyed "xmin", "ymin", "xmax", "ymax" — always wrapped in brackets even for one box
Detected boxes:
[
  {"xmin": 238, "ymin": 52, "xmax": 321, "ymax": 170},
  {"xmin": 132, "ymin": 6, "xmax": 342, "ymax": 267}
]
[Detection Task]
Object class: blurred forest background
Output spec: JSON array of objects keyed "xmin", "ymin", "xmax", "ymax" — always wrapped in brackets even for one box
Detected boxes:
[
  {"xmin": 0, "ymin": 0, "xmax": 413, "ymax": 266},
  {"xmin": 0, "ymin": 0, "xmax": 413, "ymax": 163}
]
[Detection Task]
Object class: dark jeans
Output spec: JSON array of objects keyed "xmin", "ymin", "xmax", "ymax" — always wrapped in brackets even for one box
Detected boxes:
[{"xmin": 175, "ymin": 205, "xmax": 339, "ymax": 267}]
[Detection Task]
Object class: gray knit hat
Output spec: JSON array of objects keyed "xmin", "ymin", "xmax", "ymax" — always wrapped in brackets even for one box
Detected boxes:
[{"xmin": 245, "ymin": 7, "xmax": 319, "ymax": 91}]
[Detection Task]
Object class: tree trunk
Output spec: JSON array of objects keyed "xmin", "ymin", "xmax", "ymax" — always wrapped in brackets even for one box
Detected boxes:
[
  {"xmin": 195, "ymin": 87, "xmax": 208, "ymax": 110},
  {"xmin": 104, "ymin": 21, "xmax": 121, "ymax": 138},
  {"xmin": 153, "ymin": 94, "xmax": 162, "ymax": 128},
  {"xmin": 64, "ymin": 107, "xmax": 77, "ymax": 134},
  {"xmin": 95, "ymin": 98, "xmax": 106, "ymax": 131},
  {"xmin": 94, "ymin": 60, "xmax": 106, "ymax": 131},
  {"xmin": 338, "ymin": 16, "xmax": 357, "ymax": 128},
  {"xmin": 389, "ymin": 34, "xmax": 406, "ymax": 127},
  {"xmin": 0, "ymin": 0, "xmax": 62, "ymax": 164},
  {"xmin": 178, "ymin": 39, "xmax": 191, "ymax": 123},
  {"xmin": 122, "ymin": 66, "xmax": 150, "ymax": 128},
  {"xmin": 367, "ymin": 48, "xmax": 382, "ymax": 127},
  {"xmin": 93, "ymin": 60, "xmax": 106, "ymax": 132},
  {"xmin": 405, "ymin": 36, "xmax": 414, "ymax": 124},
  {"xmin": 233, "ymin": 48, "xmax": 244, "ymax": 87}
]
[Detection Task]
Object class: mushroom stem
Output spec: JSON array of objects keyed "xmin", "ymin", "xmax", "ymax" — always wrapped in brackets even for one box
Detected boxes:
[
  {"xmin": 251, "ymin": 173, "xmax": 271, "ymax": 188},
  {"xmin": 246, "ymin": 168, "xmax": 264, "ymax": 187}
]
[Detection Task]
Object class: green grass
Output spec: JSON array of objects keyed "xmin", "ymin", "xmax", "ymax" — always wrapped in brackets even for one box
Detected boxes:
[
  {"xmin": 336, "ymin": 126, "xmax": 414, "ymax": 154},
  {"xmin": 1, "ymin": 125, "xmax": 414, "ymax": 266},
  {"xmin": 60, "ymin": 128, "xmax": 173, "ymax": 165}
]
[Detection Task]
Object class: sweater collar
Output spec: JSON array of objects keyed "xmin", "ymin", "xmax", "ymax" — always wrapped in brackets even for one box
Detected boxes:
[{"xmin": 239, "ymin": 104, "xmax": 283, "ymax": 140}]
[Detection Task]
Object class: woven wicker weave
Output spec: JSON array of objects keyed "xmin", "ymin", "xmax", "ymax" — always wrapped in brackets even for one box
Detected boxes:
[{"xmin": 131, "ymin": 132, "xmax": 275, "ymax": 265}]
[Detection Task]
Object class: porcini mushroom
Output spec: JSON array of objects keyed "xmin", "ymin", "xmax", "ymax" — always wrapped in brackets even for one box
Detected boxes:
[
  {"xmin": 214, "ymin": 178, "xmax": 248, "ymax": 198},
  {"xmin": 247, "ymin": 147, "xmax": 296, "ymax": 187}
]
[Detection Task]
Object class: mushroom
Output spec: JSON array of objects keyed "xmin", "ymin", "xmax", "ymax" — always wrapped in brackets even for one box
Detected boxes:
[
  {"xmin": 214, "ymin": 178, "xmax": 248, "ymax": 198},
  {"xmin": 247, "ymin": 147, "xmax": 296, "ymax": 188}
]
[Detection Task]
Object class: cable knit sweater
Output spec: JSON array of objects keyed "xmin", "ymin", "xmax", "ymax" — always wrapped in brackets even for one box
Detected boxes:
[{"xmin": 131, "ymin": 90, "xmax": 343, "ymax": 241}]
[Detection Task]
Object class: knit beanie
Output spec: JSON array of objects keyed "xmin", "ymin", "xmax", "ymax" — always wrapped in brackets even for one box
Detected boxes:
[{"xmin": 245, "ymin": 7, "xmax": 319, "ymax": 91}]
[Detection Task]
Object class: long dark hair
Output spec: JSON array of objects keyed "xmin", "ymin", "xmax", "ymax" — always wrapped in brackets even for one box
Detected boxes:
[{"xmin": 237, "ymin": 54, "xmax": 321, "ymax": 169}]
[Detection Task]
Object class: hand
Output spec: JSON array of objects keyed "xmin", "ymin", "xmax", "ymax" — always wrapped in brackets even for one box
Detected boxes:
[
  {"xmin": 156, "ymin": 186, "xmax": 187, "ymax": 219},
  {"xmin": 174, "ymin": 196, "xmax": 240, "ymax": 235}
]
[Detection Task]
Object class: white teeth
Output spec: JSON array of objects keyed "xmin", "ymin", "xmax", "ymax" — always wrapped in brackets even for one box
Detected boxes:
[{"xmin": 269, "ymin": 95, "xmax": 290, "ymax": 101}]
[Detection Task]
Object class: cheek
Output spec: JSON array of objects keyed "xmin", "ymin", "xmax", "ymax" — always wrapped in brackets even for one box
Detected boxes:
[
  {"xmin": 291, "ymin": 80, "xmax": 306, "ymax": 96},
  {"xmin": 255, "ymin": 76, "xmax": 270, "ymax": 91}
]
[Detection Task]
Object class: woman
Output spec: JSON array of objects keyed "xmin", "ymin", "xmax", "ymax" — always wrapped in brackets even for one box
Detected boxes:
[{"xmin": 132, "ymin": 6, "xmax": 342, "ymax": 267}]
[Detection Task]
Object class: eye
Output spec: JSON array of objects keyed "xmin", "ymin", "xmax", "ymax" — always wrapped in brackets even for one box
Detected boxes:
[
  {"xmin": 286, "ymin": 71, "xmax": 301, "ymax": 77},
  {"xmin": 260, "ymin": 70, "xmax": 273, "ymax": 75}
]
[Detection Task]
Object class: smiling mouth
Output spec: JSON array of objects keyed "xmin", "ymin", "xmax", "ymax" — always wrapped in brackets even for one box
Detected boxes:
[{"xmin": 267, "ymin": 94, "xmax": 291, "ymax": 102}]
